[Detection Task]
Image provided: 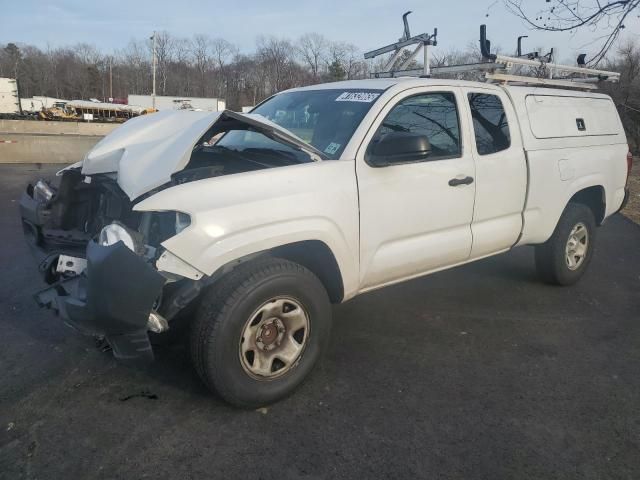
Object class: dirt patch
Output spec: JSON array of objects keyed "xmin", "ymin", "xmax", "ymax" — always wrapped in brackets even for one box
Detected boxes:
[{"xmin": 622, "ymin": 158, "xmax": 640, "ymax": 224}]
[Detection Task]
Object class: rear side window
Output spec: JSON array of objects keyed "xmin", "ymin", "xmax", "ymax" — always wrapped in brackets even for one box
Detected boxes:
[
  {"xmin": 468, "ymin": 93, "xmax": 511, "ymax": 155},
  {"xmin": 376, "ymin": 92, "xmax": 461, "ymax": 160}
]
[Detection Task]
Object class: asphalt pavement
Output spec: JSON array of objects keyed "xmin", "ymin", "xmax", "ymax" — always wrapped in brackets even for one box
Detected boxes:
[{"xmin": 1, "ymin": 164, "xmax": 639, "ymax": 479}]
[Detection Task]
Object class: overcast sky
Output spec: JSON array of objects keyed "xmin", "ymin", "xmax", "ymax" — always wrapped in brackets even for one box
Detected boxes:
[{"xmin": 1, "ymin": 0, "xmax": 638, "ymax": 62}]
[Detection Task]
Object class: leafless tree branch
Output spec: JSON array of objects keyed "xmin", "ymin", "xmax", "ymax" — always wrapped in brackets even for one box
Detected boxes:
[{"xmin": 503, "ymin": 0, "xmax": 640, "ymax": 64}]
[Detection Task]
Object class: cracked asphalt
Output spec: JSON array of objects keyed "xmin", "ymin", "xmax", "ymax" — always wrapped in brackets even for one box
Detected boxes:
[{"xmin": 1, "ymin": 164, "xmax": 639, "ymax": 479}]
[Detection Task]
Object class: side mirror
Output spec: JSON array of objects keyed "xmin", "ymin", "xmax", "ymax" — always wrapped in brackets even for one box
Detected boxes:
[{"xmin": 367, "ymin": 131, "xmax": 432, "ymax": 167}]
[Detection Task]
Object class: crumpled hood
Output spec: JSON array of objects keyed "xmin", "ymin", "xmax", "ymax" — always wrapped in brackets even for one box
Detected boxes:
[{"xmin": 80, "ymin": 109, "xmax": 324, "ymax": 199}]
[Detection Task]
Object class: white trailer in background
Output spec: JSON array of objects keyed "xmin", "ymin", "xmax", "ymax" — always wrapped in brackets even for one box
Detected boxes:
[
  {"xmin": 0, "ymin": 78, "xmax": 20, "ymax": 114},
  {"xmin": 128, "ymin": 95, "xmax": 226, "ymax": 112},
  {"xmin": 20, "ymin": 96, "xmax": 68, "ymax": 113}
]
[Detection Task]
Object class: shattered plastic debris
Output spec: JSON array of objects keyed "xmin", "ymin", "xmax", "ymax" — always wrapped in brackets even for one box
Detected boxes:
[{"xmin": 94, "ymin": 336, "xmax": 112, "ymax": 353}]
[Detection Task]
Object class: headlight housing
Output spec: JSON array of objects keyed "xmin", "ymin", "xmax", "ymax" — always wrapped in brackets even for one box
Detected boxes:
[
  {"xmin": 99, "ymin": 222, "xmax": 136, "ymax": 251},
  {"xmin": 33, "ymin": 180, "xmax": 55, "ymax": 203}
]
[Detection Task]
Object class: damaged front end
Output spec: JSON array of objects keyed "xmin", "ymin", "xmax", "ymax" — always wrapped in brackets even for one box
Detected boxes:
[
  {"xmin": 20, "ymin": 108, "xmax": 323, "ymax": 365},
  {"xmin": 20, "ymin": 168, "xmax": 201, "ymax": 365}
]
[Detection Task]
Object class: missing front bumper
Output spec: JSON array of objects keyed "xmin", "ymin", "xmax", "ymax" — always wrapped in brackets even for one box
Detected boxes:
[{"xmin": 35, "ymin": 240, "xmax": 166, "ymax": 365}]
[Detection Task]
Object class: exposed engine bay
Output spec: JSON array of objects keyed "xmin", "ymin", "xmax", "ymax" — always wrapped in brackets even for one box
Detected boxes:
[{"xmin": 22, "ymin": 169, "xmax": 183, "ymax": 283}]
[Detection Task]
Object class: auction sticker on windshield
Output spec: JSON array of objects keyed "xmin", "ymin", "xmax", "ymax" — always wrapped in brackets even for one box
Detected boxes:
[
  {"xmin": 324, "ymin": 142, "xmax": 341, "ymax": 155},
  {"xmin": 335, "ymin": 92, "xmax": 381, "ymax": 102}
]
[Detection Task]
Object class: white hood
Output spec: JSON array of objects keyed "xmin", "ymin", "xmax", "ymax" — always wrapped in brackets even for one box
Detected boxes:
[{"xmin": 80, "ymin": 110, "xmax": 324, "ymax": 199}]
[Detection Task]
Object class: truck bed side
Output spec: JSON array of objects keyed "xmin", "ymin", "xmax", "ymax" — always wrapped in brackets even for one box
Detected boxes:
[{"xmin": 503, "ymin": 86, "xmax": 628, "ymax": 245}]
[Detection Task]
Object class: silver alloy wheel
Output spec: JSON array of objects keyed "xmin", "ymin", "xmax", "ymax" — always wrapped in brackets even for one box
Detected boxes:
[
  {"xmin": 565, "ymin": 222, "xmax": 589, "ymax": 271},
  {"xmin": 239, "ymin": 297, "xmax": 310, "ymax": 379}
]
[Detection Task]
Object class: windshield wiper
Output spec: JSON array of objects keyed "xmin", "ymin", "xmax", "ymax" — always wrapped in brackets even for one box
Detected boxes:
[{"xmin": 240, "ymin": 147, "xmax": 305, "ymax": 165}]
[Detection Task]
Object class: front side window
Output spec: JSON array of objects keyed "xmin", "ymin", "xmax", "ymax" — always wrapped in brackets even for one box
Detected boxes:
[
  {"xmin": 468, "ymin": 93, "xmax": 511, "ymax": 155},
  {"xmin": 373, "ymin": 92, "xmax": 461, "ymax": 161}
]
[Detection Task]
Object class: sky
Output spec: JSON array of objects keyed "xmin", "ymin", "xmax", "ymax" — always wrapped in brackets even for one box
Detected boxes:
[{"xmin": 1, "ymin": 0, "xmax": 639, "ymax": 62}]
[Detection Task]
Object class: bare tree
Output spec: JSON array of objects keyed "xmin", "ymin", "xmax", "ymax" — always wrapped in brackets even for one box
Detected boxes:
[
  {"xmin": 152, "ymin": 31, "xmax": 174, "ymax": 95},
  {"xmin": 172, "ymin": 37, "xmax": 192, "ymax": 96},
  {"xmin": 232, "ymin": 53, "xmax": 265, "ymax": 107},
  {"xmin": 431, "ymin": 43, "xmax": 486, "ymax": 80},
  {"xmin": 3, "ymin": 43, "xmax": 21, "ymax": 80},
  {"xmin": 602, "ymin": 42, "xmax": 640, "ymax": 151},
  {"xmin": 211, "ymin": 37, "xmax": 238, "ymax": 97},
  {"xmin": 118, "ymin": 39, "xmax": 149, "ymax": 96},
  {"xmin": 256, "ymin": 36, "xmax": 299, "ymax": 94},
  {"xmin": 297, "ymin": 33, "xmax": 328, "ymax": 80},
  {"xmin": 504, "ymin": 0, "xmax": 640, "ymax": 65},
  {"xmin": 343, "ymin": 44, "xmax": 366, "ymax": 80},
  {"xmin": 191, "ymin": 34, "xmax": 211, "ymax": 97}
]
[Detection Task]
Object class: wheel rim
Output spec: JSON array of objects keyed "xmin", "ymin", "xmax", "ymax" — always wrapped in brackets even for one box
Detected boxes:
[
  {"xmin": 565, "ymin": 222, "xmax": 589, "ymax": 271},
  {"xmin": 239, "ymin": 297, "xmax": 310, "ymax": 379}
]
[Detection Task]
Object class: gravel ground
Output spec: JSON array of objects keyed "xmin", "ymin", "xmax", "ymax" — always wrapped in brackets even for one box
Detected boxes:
[{"xmin": 1, "ymin": 164, "xmax": 639, "ymax": 480}]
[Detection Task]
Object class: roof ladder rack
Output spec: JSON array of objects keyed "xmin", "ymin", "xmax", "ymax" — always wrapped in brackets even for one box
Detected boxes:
[
  {"xmin": 365, "ymin": 18, "xmax": 620, "ymax": 90},
  {"xmin": 364, "ymin": 11, "xmax": 437, "ymax": 78}
]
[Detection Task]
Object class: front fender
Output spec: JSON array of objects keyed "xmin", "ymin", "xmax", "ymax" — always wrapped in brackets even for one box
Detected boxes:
[
  {"xmin": 134, "ymin": 161, "xmax": 360, "ymax": 298},
  {"xmin": 168, "ymin": 216, "xmax": 355, "ymax": 294}
]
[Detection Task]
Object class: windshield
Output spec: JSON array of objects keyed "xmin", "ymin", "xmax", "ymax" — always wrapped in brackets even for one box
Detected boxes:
[{"xmin": 217, "ymin": 89, "xmax": 384, "ymax": 159}]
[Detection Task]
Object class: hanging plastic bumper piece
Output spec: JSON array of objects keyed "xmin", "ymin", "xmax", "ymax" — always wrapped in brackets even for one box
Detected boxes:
[{"xmin": 34, "ymin": 240, "xmax": 166, "ymax": 365}]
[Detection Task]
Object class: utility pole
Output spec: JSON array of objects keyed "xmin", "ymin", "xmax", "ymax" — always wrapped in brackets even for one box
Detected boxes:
[
  {"xmin": 109, "ymin": 56, "xmax": 113, "ymax": 101},
  {"xmin": 151, "ymin": 31, "xmax": 157, "ymax": 110}
]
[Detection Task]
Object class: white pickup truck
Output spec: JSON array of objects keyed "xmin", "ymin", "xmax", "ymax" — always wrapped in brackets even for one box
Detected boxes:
[{"xmin": 20, "ymin": 78, "xmax": 632, "ymax": 407}]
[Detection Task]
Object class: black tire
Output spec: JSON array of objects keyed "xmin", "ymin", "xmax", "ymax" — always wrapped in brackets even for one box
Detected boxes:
[
  {"xmin": 190, "ymin": 256, "xmax": 331, "ymax": 408},
  {"xmin": 534, "ymin": 202, "xmax": 597, "ymax": 285}
]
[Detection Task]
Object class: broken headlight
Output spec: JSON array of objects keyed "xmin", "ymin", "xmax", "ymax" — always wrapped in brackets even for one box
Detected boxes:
[
  {"xmin": 98, "ymin": 222, "xmax": 136, "ymax": 251},
  {"xmin": 33, "ymin": 180, "xmax": 55, "ymax": 203}
]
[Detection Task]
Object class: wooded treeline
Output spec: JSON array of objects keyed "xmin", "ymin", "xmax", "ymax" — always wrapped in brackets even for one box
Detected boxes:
[
  {"xmin": 0, "ymin": 32, "xmax": 638, "ymax": 150},
  {"xmin": 0, "ymin": 32, "xmax": 372, "ymax": 110}
]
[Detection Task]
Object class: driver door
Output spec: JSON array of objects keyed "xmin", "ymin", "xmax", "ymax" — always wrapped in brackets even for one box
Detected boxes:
[{"xmin": 356, "ymin": 87, "xmax": 476, "ymax": 290}]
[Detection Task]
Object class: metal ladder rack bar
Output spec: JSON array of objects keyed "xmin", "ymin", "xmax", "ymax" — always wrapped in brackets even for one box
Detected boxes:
[
  {"xmin": 485, "ymin": 73, "xmax": 599, "ymax": 90},
  {"xmin": 371, "ymin": 62, "xmax": 501, "ymax": 79},
  {"xmin": 492, "ymin": 54, "xmax": 620, "ymax": 81},
  {"xmin": 364, "ymin": 11, "xmax": 437, "ymax": 78}
]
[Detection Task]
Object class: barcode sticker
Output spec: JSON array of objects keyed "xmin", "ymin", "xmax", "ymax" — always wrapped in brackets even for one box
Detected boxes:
[{"xmin": 335, "ymin": 92, "xmax": 380, "ymax": 103}]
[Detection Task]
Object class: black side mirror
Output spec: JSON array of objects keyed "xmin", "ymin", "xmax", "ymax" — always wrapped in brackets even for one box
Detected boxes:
[{"xmin": 367, "ymin": 131, "xmax": 432, "ymax": 167}]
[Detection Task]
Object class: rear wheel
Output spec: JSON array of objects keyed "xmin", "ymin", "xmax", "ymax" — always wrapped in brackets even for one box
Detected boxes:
[
  {"xmin": 535, "ymin": 203, "xmax": 596, "ymax": 285},
  {"xmin": 190, "ymin": 257, "xmax": 331, "ymax": 408}
]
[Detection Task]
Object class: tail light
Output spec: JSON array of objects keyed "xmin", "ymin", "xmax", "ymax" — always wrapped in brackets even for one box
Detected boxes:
[{"xmin": 627, "ymin": 149, "xmax": 633, "ymax": 180}]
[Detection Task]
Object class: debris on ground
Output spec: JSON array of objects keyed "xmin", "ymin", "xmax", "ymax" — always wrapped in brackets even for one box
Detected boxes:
[{"xmin": 119, "ymin": 390, "xmax": 159, "ymax": 402}]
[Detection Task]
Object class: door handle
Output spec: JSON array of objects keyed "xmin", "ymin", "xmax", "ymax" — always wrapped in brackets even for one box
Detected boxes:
[{"xmin": 448, "ymin": 176, "xmax": 474, "ymax": 187}]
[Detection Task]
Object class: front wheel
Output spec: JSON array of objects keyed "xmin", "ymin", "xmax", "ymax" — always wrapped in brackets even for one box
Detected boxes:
[
  {"xmin": 190, "ymin": 257, "xmax": 332, "ymax": 408},
  {"xmin": 534, "ymin": 203, "xmax": 597, "ymax": 285}
]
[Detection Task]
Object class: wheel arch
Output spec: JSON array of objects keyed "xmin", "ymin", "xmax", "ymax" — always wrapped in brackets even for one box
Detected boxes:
[
  {"xmin": 568, "ymin": 185, "xmax": 606, "ymax": 225},
  {"xmin": 519, "ymin": 180, "xmax": 607, "ymax": 246},
  {"xmin": 209, "ymin": 240, "xmax": 345, "ymax": 304},
  {"xmin": 270, "ymin": 240, "xmax": 344, "ymax": 303}
]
